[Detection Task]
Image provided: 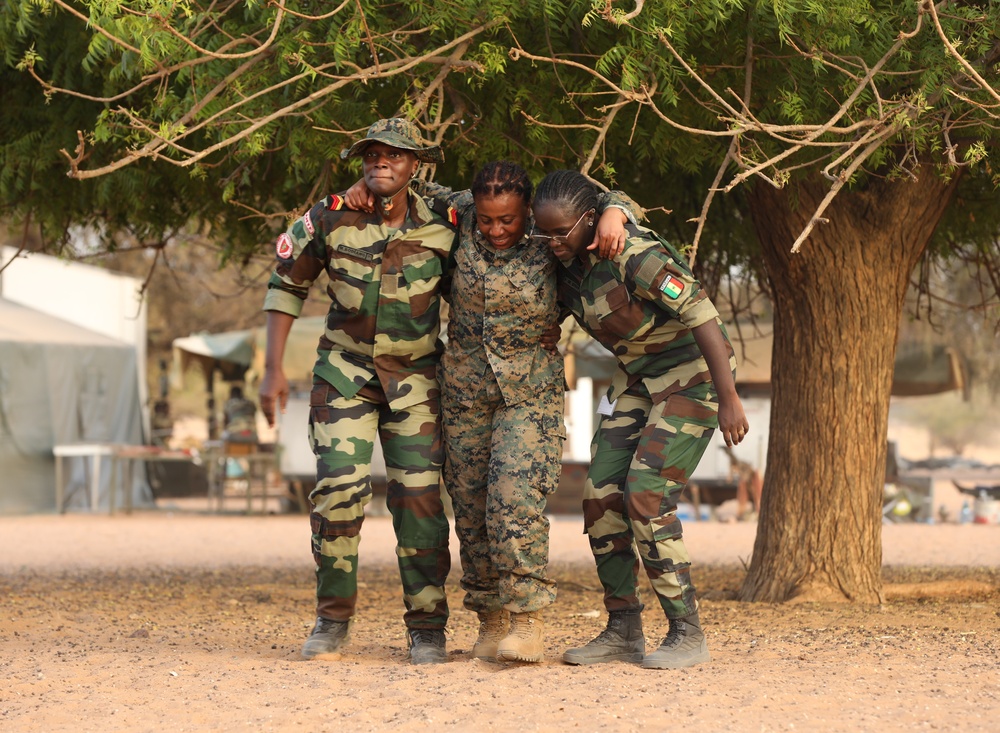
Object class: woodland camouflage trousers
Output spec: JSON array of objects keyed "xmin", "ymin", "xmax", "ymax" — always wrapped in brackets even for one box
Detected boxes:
[
  {"xmin": 307, "ymin": 379, "xmax": 451, "ymax": 629},
  {"xmin": 583, "ymin": 379, "xmax": 719, "ymax": 619}
]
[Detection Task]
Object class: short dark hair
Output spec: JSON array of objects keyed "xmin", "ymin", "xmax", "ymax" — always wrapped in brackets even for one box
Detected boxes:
[
  {"xmin": 471, "ymin": 161, "xmax": 533, "ymax": 205},
  {"xmin": 533, "ymin": 169, "xmax": 600, "ymax": 217}
]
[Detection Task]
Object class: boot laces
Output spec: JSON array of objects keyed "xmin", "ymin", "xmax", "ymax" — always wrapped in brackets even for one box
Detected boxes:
[
  {"xmin": 510, "ymin": 614, "xmax": 538, "ymax": 638},
  {"xmin": 589, "ymin": 617, "xmax": 627, "ymax": 645},
  {"xmin": 479, "ymin": 614, "xmax": 506, "ymax": 635},
  {"xmin": 314, "ymin": 617, "xmax": 346, "ymax": 635},
  {"xmin": 409, "ymin": 628, "xmax": 445, "ymax": 646},
  {"xmin": 660, "ymin": 619, "xmax": 688, "ymax": 650}
]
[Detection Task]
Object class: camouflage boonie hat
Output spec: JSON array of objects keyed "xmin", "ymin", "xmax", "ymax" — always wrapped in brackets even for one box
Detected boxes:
[{"xmin": 340, "ymin": 118, "xmax": 444, "ymax": 164}]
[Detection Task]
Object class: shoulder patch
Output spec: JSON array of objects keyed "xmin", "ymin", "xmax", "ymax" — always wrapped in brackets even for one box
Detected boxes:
[
  {"xmin": 302, "ymin": 210, "xmax": 315, "ymax": 237},
  {"xmin": 427, "ymin": 197, "xmax": 459, "ymax": 229},
  {"xmin": 276, "ymin": 232, "xmax": 294, "ymax": 260},
  {"xmin": 659, "ymin": 273, "xmax": 684, "ymax": 299},
  {"xmin": 328, "ymin": 194, "xmax": 345, "ymax": 211}
]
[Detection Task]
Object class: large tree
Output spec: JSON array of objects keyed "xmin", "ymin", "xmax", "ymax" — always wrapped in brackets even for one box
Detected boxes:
[{"xmin": 4, "ymin": 1, "xmax": 999, "ymax": 602}]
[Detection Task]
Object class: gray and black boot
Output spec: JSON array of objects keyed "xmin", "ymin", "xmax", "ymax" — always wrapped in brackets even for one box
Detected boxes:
[
  {"xmin": 406, "ymin": 628, "xmax": 448, "ymax": 665},
  {"xmin": 301, "ymin": 616, "xmax": 350, "ymax": 659},
  {"xmin": 562, "ymin": 609, "xmax": 644, "ymax": 665},
  {"xmin": 641, "ymin": 610, "xmax": 710, "ymax": 669}
]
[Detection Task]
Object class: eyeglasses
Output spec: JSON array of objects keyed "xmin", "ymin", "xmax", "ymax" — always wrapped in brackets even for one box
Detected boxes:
[{"xmin": 529, "ymin": 210, "xmax": 589, "ymax": 245}]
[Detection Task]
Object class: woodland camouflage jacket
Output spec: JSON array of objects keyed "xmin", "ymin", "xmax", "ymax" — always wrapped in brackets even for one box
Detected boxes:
[
  {"xmin": 557, "ymin": 223, "xmax": 736, "ymax": 404},
  {"xmin": 263, "ymin": 191, "xmax": 458, "ymax": 411}
]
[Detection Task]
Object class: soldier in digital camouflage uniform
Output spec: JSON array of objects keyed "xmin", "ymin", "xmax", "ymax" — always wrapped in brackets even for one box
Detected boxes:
[
  {"xmin": 412, "ymin": 165, "xmax": 638, "ymax": 663},
  {"xmin": 345, "ymin": 162, "xmax": 638, "ymax": 663},
  {"xmin": 259, "ymin": 118, "xmax": 460, "ymax": 665},
  {"xmin": 531, "ymin": 170, "xmax": 749, "ymax": 670}
]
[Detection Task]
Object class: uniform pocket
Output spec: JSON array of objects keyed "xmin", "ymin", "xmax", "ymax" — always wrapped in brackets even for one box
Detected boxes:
[
  {"xmin": 590, "ymin": 283, "xmax": 648, "ymax": 339},
  {"xmin": 328, "ymin": 251, "xmax": 376, "ymax": 313},
  {"xmin": 402, "ymin": 251, "xmax": 443, "ymax": 318}
]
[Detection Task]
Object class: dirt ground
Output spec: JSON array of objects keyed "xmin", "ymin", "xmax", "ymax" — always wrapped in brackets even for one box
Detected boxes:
[{"xmin": 1, "ymin": 513, "xmax": 998, "ymax": 733}]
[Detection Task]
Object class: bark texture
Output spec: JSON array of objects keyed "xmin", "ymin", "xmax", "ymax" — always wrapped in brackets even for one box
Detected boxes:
[{"xmin": 740, "ymin": 170, "xmax": 960, "ymax": 603}]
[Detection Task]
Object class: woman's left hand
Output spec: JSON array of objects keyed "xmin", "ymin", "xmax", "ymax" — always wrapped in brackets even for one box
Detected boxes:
[
  {"xmin": 718, "ymin": 399, "xmax": 750, "ymax": 448},
  {"xmin": 540, "ymin": 322, "xmax": 562, "ymax": 352},
  {"xmin": 588, "ymin": 208, "xmax": 628, "ymax": 259}
]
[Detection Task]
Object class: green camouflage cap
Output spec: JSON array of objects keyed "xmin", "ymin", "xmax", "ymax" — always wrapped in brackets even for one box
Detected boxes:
[{"xmin": 340, "ymin": 118, "xmax": 444, "ymax": 164}]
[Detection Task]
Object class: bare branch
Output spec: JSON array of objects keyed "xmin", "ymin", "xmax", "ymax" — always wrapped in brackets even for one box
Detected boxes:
[
  {"xmin": 925, "ymin": 0, "xmax": 1000, "ymax": 107},
  {"xmin": 580, "ymin": 96, "xmax": 626, "ymax": 176},
  {"xmin": 143, "ymin": 0, "xmax": 288, "ymax": 60},
  {"xmin": 790, "ymin": 124, "xmax": 902, "ymax": 253},
  {"xmin": 64, "ymin": 21, "xmax": 501, "ymax": 179}
]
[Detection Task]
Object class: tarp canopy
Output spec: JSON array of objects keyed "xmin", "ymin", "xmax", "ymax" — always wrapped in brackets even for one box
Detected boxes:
[
  {"xmin": 0, "ymin": 299, "xmax": 150, "ymax": 514},
  {"xmin": 172, "ymin": 316, "xmax": 327, "ymax": 387}
]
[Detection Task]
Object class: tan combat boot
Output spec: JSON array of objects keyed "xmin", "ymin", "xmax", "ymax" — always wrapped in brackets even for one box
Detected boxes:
[
  {"xmin": 472, "ymin": 610, "xmax": 509, "ymax": 660},
  {"xmin": 496, "ymin": 611, "xmax": 544, "ymax": 663}
]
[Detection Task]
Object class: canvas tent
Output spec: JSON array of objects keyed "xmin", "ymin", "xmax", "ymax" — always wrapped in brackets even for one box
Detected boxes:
[
  {"xmin": 0, "ymin": 299, "xmax": 150, "ymax": 514},
  {"xmin": 172, "ymin": 316, "xmax": 327, "ymax": 388}
]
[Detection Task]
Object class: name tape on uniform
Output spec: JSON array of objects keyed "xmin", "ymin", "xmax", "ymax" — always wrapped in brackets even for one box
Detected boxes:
[{"xmin": 338, "ymin": 244, "xmax": 374, "ymax": 262}]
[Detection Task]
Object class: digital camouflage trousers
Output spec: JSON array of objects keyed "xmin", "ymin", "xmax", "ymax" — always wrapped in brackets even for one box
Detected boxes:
[
  {"xmin": 442, "ymin": 372, "xmax": 563, "ymax": 614},
  {"xmin": 308, "ymin": 379, "xmax": 451, "ymax": 629},
  {"xmin": 583, "ymin": 379, "xmax": 718, "ymax": 619}
]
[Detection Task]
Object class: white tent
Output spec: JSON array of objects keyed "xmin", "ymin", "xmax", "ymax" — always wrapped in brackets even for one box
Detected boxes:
[{"xmin": 0, "ymin": 299, "xmax": 150, "ymax": 514}]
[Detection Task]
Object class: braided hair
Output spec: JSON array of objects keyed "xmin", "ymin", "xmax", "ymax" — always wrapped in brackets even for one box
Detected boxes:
[
  {"xmin": 533, "ymin": 170, "xmax": 600, "ymax": 218},
  {"xmin": 471, "ymin": 161, "xmax": 533, "ymax": 204}
]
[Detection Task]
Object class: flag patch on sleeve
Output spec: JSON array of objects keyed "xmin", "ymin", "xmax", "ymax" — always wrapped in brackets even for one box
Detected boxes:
[
  {"xmin": 276, "ymin": 233, "xmax": 294, "ymax": 260},
  {"xmin": 660, "ymin": 274, "xmax": 684, "ymax": 299}
]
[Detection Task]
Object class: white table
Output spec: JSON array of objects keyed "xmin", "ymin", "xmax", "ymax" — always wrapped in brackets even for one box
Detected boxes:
[
  {"xmin": 53, "ymin": 443, "xmax": 196, "ymax": 514},
  {"xmin": 53, "ymin": 443, "xmax": 116, "ymax": 514}
]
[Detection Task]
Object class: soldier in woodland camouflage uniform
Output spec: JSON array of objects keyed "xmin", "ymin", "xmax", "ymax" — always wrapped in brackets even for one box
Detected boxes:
[
  {"xmin": 259, "ymin": 119, "xmax": 459, "ymax": 665},
  {"xmin": 345, "ymin": 162, "xmax": 638, "ymax": 663},
  {"xmin": 531, "ymin": 170, "xmax": 750, "ymax": 670}
]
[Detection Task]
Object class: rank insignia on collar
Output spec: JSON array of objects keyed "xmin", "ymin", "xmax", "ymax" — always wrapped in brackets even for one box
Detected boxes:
[
  {"xmin": 660, "ymin": 274, "xmax": 684, "ymax": 299},
  {"xmin": 446, "ymin": 206, "xmax": 458, "ymax": 227},
  {"xmin": 328, "ymin": 194, "xmax": 345, "ymax": 210}
]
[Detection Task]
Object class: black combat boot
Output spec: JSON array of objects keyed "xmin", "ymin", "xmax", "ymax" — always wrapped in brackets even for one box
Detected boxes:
[
  {"xmin": 301, "ymin": 616, "xmax": 350, "ymax": 659},
  {"xmin": 407, "ymin": 628, "xmax": 448, "ymax": 665},
  {"xmin": 562, "ymin": 609, "xmax": 644, "ymax": 665},
  {"xmin": 641, "ymin": 610, "xmax": 710, "ymax": 669}
]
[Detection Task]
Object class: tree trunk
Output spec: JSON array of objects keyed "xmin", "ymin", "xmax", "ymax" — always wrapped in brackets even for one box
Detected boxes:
[{"xmin": 740, "ymin": 170, "xmax": 959, "ymax": 603}]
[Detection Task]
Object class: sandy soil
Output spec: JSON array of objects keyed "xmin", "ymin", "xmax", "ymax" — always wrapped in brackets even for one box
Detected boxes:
[{"xmin": 1, "ymin": 513, "xmax": 998, "ymax": 733}]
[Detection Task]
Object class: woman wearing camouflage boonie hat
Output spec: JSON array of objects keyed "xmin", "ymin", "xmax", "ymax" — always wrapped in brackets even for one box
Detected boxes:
[{"xmin": 259, "ymin": 117, "xmax": 458, "ymax": 666}]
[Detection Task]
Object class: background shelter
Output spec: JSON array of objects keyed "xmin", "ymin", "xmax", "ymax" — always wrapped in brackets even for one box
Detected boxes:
[
  {"xmin": 0, "ymin": 299, "xmax": 149, "ymax": 514},
  {"xmin": 172, "ymin": 316, "xmax": 326, "ymax": 389}
]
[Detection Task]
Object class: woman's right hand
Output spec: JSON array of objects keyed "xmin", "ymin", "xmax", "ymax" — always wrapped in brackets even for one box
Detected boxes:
[
  {"xmin": 258, "ymin": 367, "xmax": 290, "ymax": 428},
  {"xmin": 344, "ymin": 179, "xmax": 375, "ymax": 213}
]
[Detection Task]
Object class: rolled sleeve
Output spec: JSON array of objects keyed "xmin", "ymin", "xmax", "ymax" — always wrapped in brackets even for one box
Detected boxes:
[{"xmin": 263, "ymin": 279, "xmax": 306, "ymax": 317}]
